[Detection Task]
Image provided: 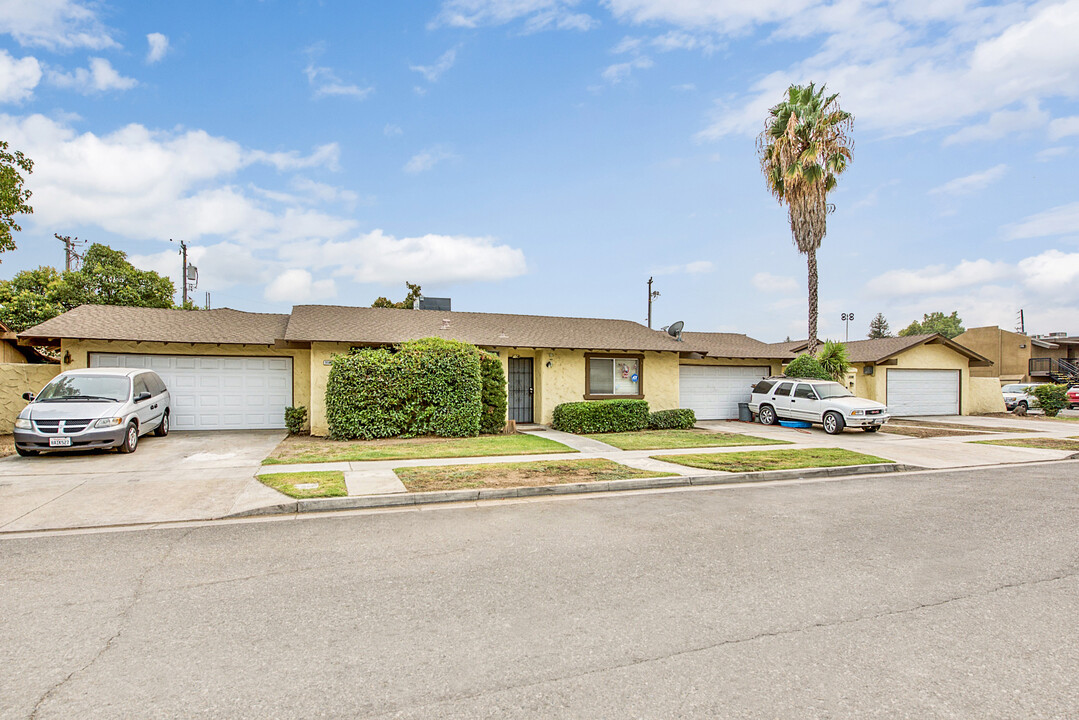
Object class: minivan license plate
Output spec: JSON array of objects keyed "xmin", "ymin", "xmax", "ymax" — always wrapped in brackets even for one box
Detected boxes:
[{"xmin": 49, "ymin": 437, "xmax": 72, "ymax": 447}]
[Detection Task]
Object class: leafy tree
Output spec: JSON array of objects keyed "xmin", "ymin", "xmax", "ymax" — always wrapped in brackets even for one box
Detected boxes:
[
  {"xmin": 784, "ymin": 353, "xmax": 832, "ymax": 381},
  {"xmin": 0, "ymin": 243, "xmax": 176, "ymax": 331},
  {"xmin": 867, "ymin": 313, "xmax": 891, "ymax": 339},
  {"xmin": 816, "ymin": 340, "xmax": 850, "ymax": 382},
  {"xmin": 0, "ymin": 141, "xmax": 33, "ymax": 257},
  {"xmin": 899, "ymin": 311, "xmax": 964, "ymax": 339},
  {"xmin": 372, "ymin": 281, "xmax": 422, "ymax": 309},
  {"xmin": 758, "ymin": 83, "xmax": 853, "ymax": 355},
  {"xmin": 1030, "ymin": 384, "xmax": 1069, "ymax": 417}
]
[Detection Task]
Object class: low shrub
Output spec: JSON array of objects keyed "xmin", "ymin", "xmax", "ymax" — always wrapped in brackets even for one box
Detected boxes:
[
  {"xmin": 784, "ymin": 353, "xmax": 832, "ymax": 381},
  {"xmin": 1030, "ymin": 383, "xmax": 1069, "ymax": 417},
  {"xmin": 552, "ymin": 399, "xmax": 649, "ymax": 434},
  {"xmin": 479, "ymin": 352, "xmax": 508, "ymax": 434},
  {"xmin": 648, "ymin": 408, "xmax": 696, "ymax": 430},
  {"xmin": 284, "ymin": 406, "xmax": 308, "ymax": 435}
]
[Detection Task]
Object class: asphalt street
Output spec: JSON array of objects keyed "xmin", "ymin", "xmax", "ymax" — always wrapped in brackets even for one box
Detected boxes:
[{"xmin": 3, "ymin": 461, "xmax": 1079, "ymax": 719}]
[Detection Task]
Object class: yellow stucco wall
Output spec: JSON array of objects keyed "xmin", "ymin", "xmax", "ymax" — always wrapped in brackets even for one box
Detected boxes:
[
  {"xmin": 679, "ymin": 357, "xmax": 783, "ymax": 375},
  {"xmin": 850, "ymin": 343, "xmax": 972, "ymax": 414},
  {"xmin": 0, "ymin": 364, "xmax": 61, "ymax": 433},
  {"xmin": 309, "ymin": 341, "xmax": 351, "ymax": 436},
  {"xmin": 968, "ymin": 376, "xmax": 1007, "ymax": 414},
  {"xmin": 60, "ymin": 339, "xmax": 312, "ymax": 430}
]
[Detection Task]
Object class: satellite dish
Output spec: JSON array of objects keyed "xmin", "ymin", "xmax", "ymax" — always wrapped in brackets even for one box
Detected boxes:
[{"xmin": 667, "ymin": 321, "xmax": 684, "ymax": 342}]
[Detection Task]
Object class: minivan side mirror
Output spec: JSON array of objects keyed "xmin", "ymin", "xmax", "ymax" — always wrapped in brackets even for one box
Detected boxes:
[
  {"xmin": 134, "ymin": 391, "xmax": 152, "ymax": 403},
  {"xmin": 22, "ymin": 392, "xmax": 34, "ymax": 401}
]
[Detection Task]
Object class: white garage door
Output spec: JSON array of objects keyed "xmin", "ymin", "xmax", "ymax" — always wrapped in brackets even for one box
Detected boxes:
[
  {"xmin": 886, "ymin": 369, "xmax": 959, "ymax": 416},
  {"xmin": 679, "ymin": 365, "xmax": 770, "ymax": 420},
  {"xmin": 89, "ymin": 353, "xmax": 292, "ymax": 430}
]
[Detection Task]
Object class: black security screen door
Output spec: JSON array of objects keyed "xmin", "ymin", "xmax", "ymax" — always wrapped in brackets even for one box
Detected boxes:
[{"xmin": 508, "ymin": 357, "xmax": 534, "ymax": 423}]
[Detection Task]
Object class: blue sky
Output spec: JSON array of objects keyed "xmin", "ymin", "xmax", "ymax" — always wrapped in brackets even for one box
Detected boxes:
[{"xmin": 1, "ymin": 0, "xmax": 1078, "ymax": 341}]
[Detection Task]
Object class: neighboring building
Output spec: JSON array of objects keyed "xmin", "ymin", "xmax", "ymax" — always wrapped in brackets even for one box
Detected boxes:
[
  {"xmin": 0, "ymin": 320, "xmax": 58, "ymax": 364},
  {"xmin": 17, "ymin": 304, "xmax": 999, "ymax": 435},
  {"xmin": 955, "ymin": 326, "xmax": 1079, "ymax": 384}
]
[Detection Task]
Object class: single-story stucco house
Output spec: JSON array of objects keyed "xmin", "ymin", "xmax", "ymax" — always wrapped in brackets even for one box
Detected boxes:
[{"xmin": 15, "ymin": 304, "xmax": 1001, "ymax": 434}]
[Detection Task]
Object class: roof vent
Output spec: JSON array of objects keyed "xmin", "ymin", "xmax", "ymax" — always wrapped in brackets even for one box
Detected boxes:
[
  {"xmin": 416, "ymin": 296, "xmax": 451, "ymax": 311},
  {"xmin": 440, "ymin": 318, "xmax": 451, "ymax": 330}
]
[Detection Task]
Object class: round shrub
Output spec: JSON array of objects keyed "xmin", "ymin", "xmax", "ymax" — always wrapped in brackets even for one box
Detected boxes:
[{"xmin": 784, "ymin": 353, "xmax": 832, "ymax": 381}]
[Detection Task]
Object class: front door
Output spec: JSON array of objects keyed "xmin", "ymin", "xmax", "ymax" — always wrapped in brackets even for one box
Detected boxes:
[{"xmin": 508, "ymin": 357, "xmax": 534, "ymax": 423}]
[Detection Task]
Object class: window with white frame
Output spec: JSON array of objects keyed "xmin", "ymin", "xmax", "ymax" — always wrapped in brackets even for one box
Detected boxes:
[{"xmin": 586, "ymin": 356, "xmax": 641, "ymax": 397}]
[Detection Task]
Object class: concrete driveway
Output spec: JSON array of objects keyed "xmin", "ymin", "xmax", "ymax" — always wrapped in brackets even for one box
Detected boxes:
[{"xmin": 0, "ymin": 431, "xmax": 287, "ymax": 533}]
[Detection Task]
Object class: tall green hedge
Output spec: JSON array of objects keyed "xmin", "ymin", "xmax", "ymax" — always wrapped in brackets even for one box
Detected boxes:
[
  {"xmin": 784, "ymin": 353, "xmax": 832, "ymax": 381},
  {"xmin": 552, "ymin": 399, "xmax": 649, "ymax": 434},
  {"xmin": 325, "ymin": 337, "xmax": 483, "ymax": 440},
  {"xmin": 479, "ymin": 352, "xmax": 507, "ymax": 434}
]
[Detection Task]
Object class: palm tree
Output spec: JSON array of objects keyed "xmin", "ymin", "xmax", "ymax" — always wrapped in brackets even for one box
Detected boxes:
[{"xmin": 758, "ymin": 83, "xmax": 853, "ymax": 354}]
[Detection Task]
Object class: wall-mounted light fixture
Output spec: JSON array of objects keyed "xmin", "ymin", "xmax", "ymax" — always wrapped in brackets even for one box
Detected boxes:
[
  {"xmin": 63, "ymin": 351, "xmax": 72, "ymax": 365},
  {"xmin": 545, "ymin": 361, "xmax": 552, "ymax": 368}
]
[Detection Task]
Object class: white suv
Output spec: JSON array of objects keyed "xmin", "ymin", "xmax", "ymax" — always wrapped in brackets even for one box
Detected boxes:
[{"xmin": 749, "ymin": 377, "xmax": 890, "ymax": 434}]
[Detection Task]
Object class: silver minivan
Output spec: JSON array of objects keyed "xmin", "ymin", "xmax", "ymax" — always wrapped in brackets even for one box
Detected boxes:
[{"xmin": 13, "ymin": 368, "xmax": 171, "ymax": 456}]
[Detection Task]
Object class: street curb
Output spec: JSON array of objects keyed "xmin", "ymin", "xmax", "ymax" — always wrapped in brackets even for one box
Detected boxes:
[{"xmin": 227, "ymin": 462, "xmax": 920, "ymax": 518}]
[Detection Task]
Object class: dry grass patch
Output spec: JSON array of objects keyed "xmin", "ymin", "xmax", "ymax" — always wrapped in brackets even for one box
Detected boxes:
[
  {"xmin": 972, "ymin": 437, "xmax": 1079, "ymax": 451},
  {"xmin": 591, "ymin": 428, "xmax": 789, "ymax": 451},
  {"xmin": 264, "ymin": 433, "xmax": 573, "ymax": 465},
  {"xmin": 258, "ymin": 471, "xmax": 347, "ymax": 498},
  {"xmin": 882, "ymin": 420, "xmax": 1034, "ymax": 438},
  {"xmin": 395, "ymin": 459, "xmax": 675, "ymax": 493},
  {"xmin": 981, "ymin": 413, "xmax": 1079, "ymax": 423},
  {"xmin": 655, "ymin": 448, "xmax": 894, "ymax": 473}
]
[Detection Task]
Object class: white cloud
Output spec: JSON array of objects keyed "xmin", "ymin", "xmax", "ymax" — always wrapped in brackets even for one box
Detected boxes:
[
  {"xmin": 302, "ymin": 47, "xmax": 373, "ymax": 99},
  {"xmin": 403, "ymin": 146, "xmax": 458, "ymax": 174},
  {"xmin": 433, "ymin": 0, "xmax": 596, "ymax": 31},
  {"xmin": 1036, "ymin": 146, "xmax": 1072, "ymax": 162},
  {"xmin": 249, "ymin": 143, "xmax": 341, "ymax": 172},
  {"xmin": 1017, "ymin": 250, "xmax": 1079, "ymax": 293},
  {"xmin": 602, "ymin": 55, "xmax": 653, "ymax": 83},
  {"xmin": 654, "ymin": 260, "xmax": 713, "ymax": 275},
  {"xmin": 131, "ymin": 242, "xmax": 269, "ymax": 293},
  {"xmin": 603, "ymin": 0, "xmax": 817, "ymax": 35},
  {"xmin": 928, "ymin": 164, "xmax": 1007, "ymax": 197},
  {"xmin": 47, "ymin": 58, "xmax": 137, "ymax": 93},
  {"xmin": 264, "ymin": 269, "xmax": 337, "ymax": 303},
  {"xmin": 289, "ymin": 176, "xmax": 363, "ymax": 207},
  {"xmin": 0, "ymin": 50, "xmax": 41, "ymax": 103},
  {"xmin": 672, "ymin": 82, "xmax": 696, "ymax": 92},
  {"xmin": 0, "ymin": 0, "xmax": 117, "ymax": 50},
  {"xmin": 751, "ymin": 272, "xmax": 797, "ymax": 292},
  {"xmin": 1049, "ymin": 115, "xmax": 1079, "ymax": 140},
  {"xmin": 410, "ymin": 48, "xmax": 457, "ymax": 83},
  {"xmin": 278, "ymin": 230, "xmax": 528, "ymax": 284},
  {"xmin": 1005, "ymin": 201, "xmax": 1079, "ymax": 241},
  {"xmin": 942, "ymin": 101, "xmax": 1048, "ymax": 145},
  {"xmin": 869, "ymin": 259, "xmax": 1012, "ymax": 297},
  {"xmin": 384, "ymin": 123, "xmax": 403, "ymax": 137},
  {"xmin": 146, "ymin": 33, "xmax": 169, "ymax": 63}
]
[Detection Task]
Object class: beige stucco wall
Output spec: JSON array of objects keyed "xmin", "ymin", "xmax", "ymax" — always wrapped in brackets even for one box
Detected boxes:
[
  {"xmin": 0, "ymin": 364, "xmax": 61, "ymax": 433},
  {"xmin": 60, "ymin": 339, "xmax": 312, "ymax": 430},
  {"xmin": 309, "ymin": 341, "xmax": 351, "ymax": 436},
  {"xmin": 849, "ymin": 343, "xmax": 972, "ymax": 414},
  {"xmin": 968, "ymin": 376, "xmax": 1007, "ymax": 414},
  {"xmin": 955, "ymin": 327, "xmax": 1028, "ymax": 381},
  {"xmin": 0, "ymin": 342, "xmax": 29, "ymax": 364}
]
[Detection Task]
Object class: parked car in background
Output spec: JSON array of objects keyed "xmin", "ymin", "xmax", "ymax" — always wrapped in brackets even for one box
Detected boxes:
[
  {"xmin": 13, "ymin": 368, "xmax": 170, "ymax": 456},
  {"xmin": 1068, "ymin": 386, "xmax": 1079, "ymax": 410},
  {"xmin": 1002, "ymin": 383, "xmax": 1042, "ymax": 412},
  {"xmin": 749, "ymin": 377, "xmax": 890, "ymax": 435}
]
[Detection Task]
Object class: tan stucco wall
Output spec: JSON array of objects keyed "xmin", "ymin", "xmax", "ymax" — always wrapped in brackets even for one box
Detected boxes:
[
  {"xmin": 309, "ymin": 342, "xmax": 351, "ymax": 436},
  {"xmin": 968, "ymin": 376, "xmax": 1007, "ymax": 414},
  {"xmin": 0, "ymin": 363, "xmax": 61, "ymax": 433},
  {"xmin": 955, "ymin": 327, "xmax": 1028, "ymax": 381},
  {"xmin": 850, "ymin": 343, "xmax": 972, "ymax": 414},
  {"xmin": 60, "ymin": 339, "xmax": 312, "ymax": 430}
]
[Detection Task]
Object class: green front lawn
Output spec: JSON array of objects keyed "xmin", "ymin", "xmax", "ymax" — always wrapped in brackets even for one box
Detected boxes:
[
  {"xmin": 395, "ymin": 459, "xmax": 675, "ymax": 493},
  {"xmin": 591, "ymin": 428, "xmax": 789, "ymax": 451},
  {"xmin": 258, "ymin": 471, "xmax": 348, "ymax": 498},
  {"xmin": 263, "ymin": 433, "xmax": 574, "ymax": 465},
  {"xmin": 972, "ymin": 437, "xmax": 1079, "ymax": 451},
  {"xmin": 655, "ymin": 448, "xmax": 894, "ymax": 473}
]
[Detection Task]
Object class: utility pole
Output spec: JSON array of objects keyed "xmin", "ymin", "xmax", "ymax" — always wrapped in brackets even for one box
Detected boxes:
[
  {"xmin": 205, "ymin": 292, "xmax": 210, "ymax": 310},
  {"xmin": 55, "ymin": 234, "xmax": 85, "ymax": 271},
  {"xmin": 178, "ymin": 240, "xmax": 188, "ymax": 307},
  {"xmin": 1016, "ymin": 309, "xmax": 1025, "ymax": 335},
  {"xmin": 647, "ymin": 277, "xmax": 660, "ymax": 329}
]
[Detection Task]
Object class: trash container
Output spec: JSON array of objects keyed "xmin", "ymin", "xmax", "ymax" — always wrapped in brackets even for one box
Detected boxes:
[{"xmin": 738, "ymin": 402, "xmax": 752, "ymax": 422}]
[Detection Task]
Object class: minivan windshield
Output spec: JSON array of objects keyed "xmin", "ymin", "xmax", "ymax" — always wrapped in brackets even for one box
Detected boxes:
[
  {"xmin": 36, "ymin": 375, "xmax": 130, "ymax": 402},
  {"xmin": 815, "ymin": 382, "xmax": 855, "ymax": 399}
]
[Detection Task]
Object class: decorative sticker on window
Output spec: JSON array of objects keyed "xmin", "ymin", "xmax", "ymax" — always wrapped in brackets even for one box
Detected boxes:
[{"xmin": 614, "ymin": 358, "xmax": 639, "ymax": 395}]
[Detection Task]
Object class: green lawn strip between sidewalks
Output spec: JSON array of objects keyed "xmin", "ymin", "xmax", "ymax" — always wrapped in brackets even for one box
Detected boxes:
[
  {"xmin": 971, "ymin": 437, "xmax": 1079, "ymax": 451},
  {"xmin": 394, "ymin": 458, "xmax": 675, "ymax": 493},
  {"xmin": 263, "ymin": 433, "xmax": 575, "ymax": 465},
  {"xmin": 590, "ymin": 428, "xmax": 789, "ymax": 451},
  {"xmin": 654, "ymin": 448, "xmax": 894, "ymax": 473},
  {"xmin": 258, "ymin": 471, "xmax": 347, "ymax": 498}
]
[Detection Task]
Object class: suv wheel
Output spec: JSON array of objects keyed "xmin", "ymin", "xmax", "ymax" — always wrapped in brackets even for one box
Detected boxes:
[
  {"xmin": 823, "ymin": 411, "xmax": 845, "ymax": 435},
  {"xmin": 118, "ymin": 422, "xmax": 139, "ymax": 454},
  {"xmin": 154, "ymin": 411, "xmax": 169, "ymax": 437},
  {"xmin": 1017, "ymin": 401, "xmax": 1028, "ymax": 412},
  {"xmin": 758, "ymin": 405, "xmax": 778, "ymax": 426}
]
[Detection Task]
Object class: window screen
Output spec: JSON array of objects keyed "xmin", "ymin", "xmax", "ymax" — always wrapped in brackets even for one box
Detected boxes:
[
  {"xmin": 588, "ymin": 357, "xmax": 640, "ymax": 396},
  {"xmin": 773, "ymin": 382, "xmax": 793, "ymax": 397},
  {"xmin": 589, "ymin": 358, "xmax": 614, "ymax": 394}
]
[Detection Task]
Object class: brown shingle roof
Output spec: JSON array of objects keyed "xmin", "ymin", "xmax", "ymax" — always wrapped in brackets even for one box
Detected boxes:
[
  {"xmin": 19, "ymin": 305, "xmax": 289, "ymax": 346},
  {"xmin": 784, "ymin": 334, "xmax": 993, "ymax": 366},
  {"xmin": 680, "ymin": 332, "xmax": 795, "ymax": 359},
  {"xmin": 284, "ymin": 305, "xmax": 693, "ymax": 352}
]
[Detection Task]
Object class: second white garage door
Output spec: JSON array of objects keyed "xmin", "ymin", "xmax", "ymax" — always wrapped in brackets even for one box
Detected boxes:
[
  {"xmin": 886, "ymin": 369, "xmax": 959, "ymax": 416},
  {"xmin": 89, "ymin": 353, "xmax": 292, "ymax": 430},
  {"xmin": 679, "ymin": 365, "xmax": 770, "ymax": 420}
]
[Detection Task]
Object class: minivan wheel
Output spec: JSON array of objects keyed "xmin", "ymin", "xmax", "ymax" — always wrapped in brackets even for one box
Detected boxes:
[
  {"xmin": 118, "ymin": 422, "xmax": 139, "ymax": 454},
  {"xmin": 758, "ymin": 405, "xmax": 777, "ymax": 426},
  {"xmin": 15, "ymin": 445, "xmax": 37, "ymax": 457},
  {"xmin": 823, "ymin": 411, "xmax": 845, "ymax": 435},
  {"xmin": 154, "ymin": 411, "xmax": 169, "ymax": 437}
]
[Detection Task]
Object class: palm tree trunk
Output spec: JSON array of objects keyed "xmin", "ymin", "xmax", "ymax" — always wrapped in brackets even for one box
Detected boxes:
[{"xmin": 807, "ymin": 249, "xmax": 818, "ymax": 355}]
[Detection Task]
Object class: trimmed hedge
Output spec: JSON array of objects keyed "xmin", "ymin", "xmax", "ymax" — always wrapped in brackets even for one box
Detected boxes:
[
  {"xmin": 552, "ymin": 399, "xmax": 649, "ymax": 434},
  {"xmin": 479, "ymin": 352, "xmax": 508, "ymax": 434},
  {"xmin": 648, "ymin": 408, "xmax": 696, "ymax": 430},
  {"xmin": 784, "ymin": 353, "xmax": 832, "ymax": 381},
  {"xmin": 284, "ymin": 406, "xmax": 308, "ymax": 435},
  {"xmin": 326, "ymin": 337, "xmax": 482, "ymax": 440}
]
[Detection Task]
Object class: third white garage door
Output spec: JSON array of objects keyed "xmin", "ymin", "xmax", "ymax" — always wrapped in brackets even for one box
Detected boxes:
[
  {"xmin": 886, "ymin": 369, "xmax": 959, "ymax": 416},
  {"xmin": 89, "ymin": 353, "xmax": 292, "ymax": 430},
  {"xmin": 679, "ymin": 365, "xmax": 770, "ymax": 420}
]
